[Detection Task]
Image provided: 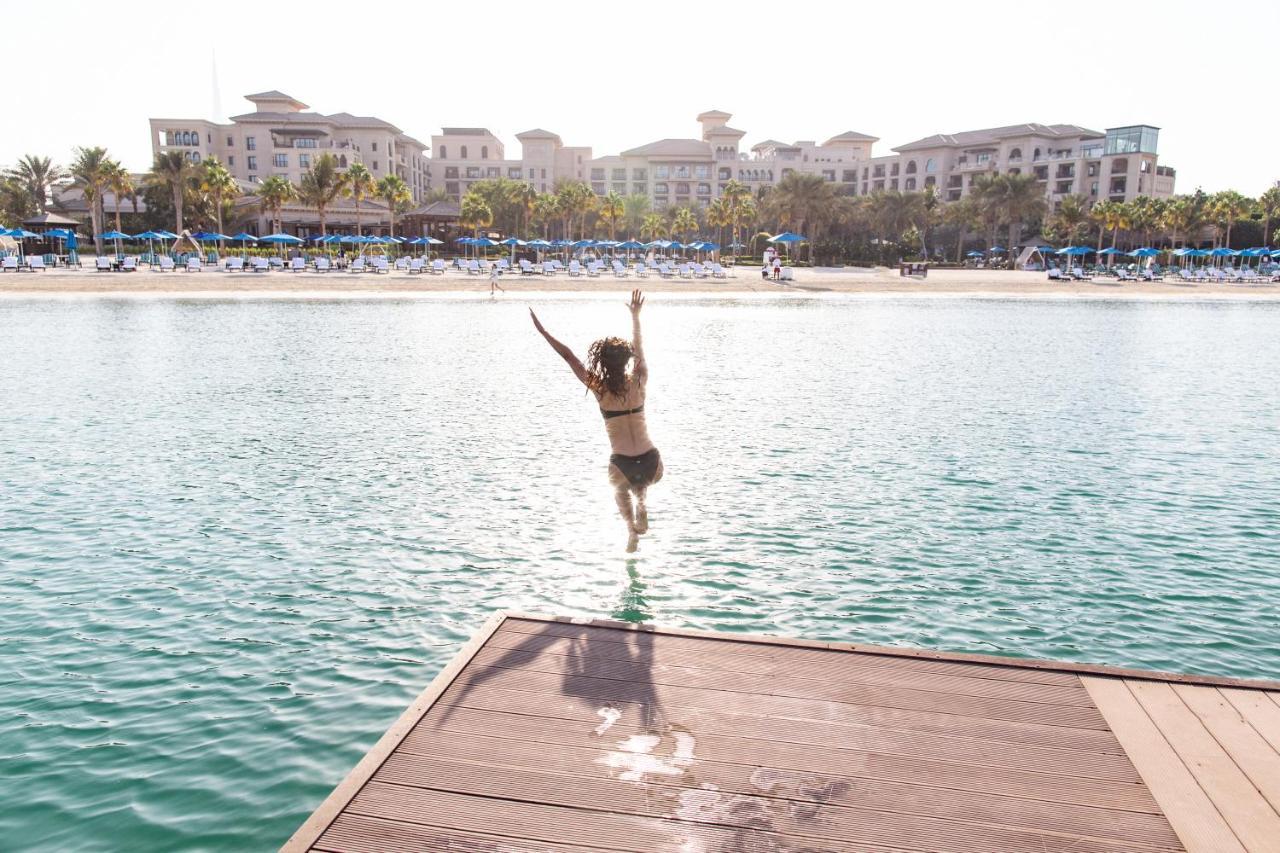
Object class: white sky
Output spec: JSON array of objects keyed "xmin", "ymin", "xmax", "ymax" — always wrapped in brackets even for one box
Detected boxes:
[{"xmin": 4, "ymin": 0, "xmax": 1276, "ymax": 195}]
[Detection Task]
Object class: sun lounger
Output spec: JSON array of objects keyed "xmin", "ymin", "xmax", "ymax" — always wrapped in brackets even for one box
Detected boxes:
[
  {"xmin": 349, "ymin": 257, "xmax": 366, "ymax": 273},
  {"xmin": 542, "ymin": 261, "xmax": 557, "ymax": 276},
  {"xmin": 224, "ymin": 257, "xmax": 244, "ymax": 272},
  {"xmin": 432, "ymin": 259, "xmax": 445, "ymax": 275},
  {"xmin": 612, "ymin": 261, "xmax": 630, "ymax": 278},
  {"xmin": 251, "ymin": 257, "xmax": 269, "ymax": 273},
  {"xmin": 186, "ymin": 257, "xmax": 202, "ymax": 272},
  {"xmin": 372, "ymin": 258, "xmax": 390, "ymax": 274},
  {"xmin": 568, "ymin": 260, "xmax": 583, "ymax": 277},
  {"xmin": 657, "ymin": 263, "xmax": 674, "ymax": 279},
  {"xmin": 95, "ymin": 257, "xmax": 112, "ymax": 272},
  {"xmin": 1, "ymin": 256, "xmax": 17, "ymax": 272},
  {"xmin": 314, "ymin": 257, "xmax": 331, "ymax": 273},
  {"xmin": 519, "ymin": 259, "xmax": 537, "ymax": 275},
  {"xmin": 26, "ymin": 255, "xmax": 46, "ymax": 271},
  {"xmin": 408, "ymin": 259, "xmax": 425, "ymax": 274},
  {"xmin": 394, "ymin": 257, "xmax": 409, "ymax": 272},
  {"xmin": 1047, "ymin": 268, "xmax": 1063, "ymax": 280},
  {"xmin": 157, "ymin": 256, "xmax": 175, "ymax": 272},
  {"xmin": 710, "ymin": 263, "xmax": 728, "ymax": 279},
  {"xmin": 632, "ymin": 263, "xmax": 648, "ymax": 278}
]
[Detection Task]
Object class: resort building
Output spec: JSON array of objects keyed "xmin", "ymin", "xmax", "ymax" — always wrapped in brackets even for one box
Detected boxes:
[
  {"xmin": 426, "ymin": 111, "xmax": 1174, "ymax": 211},
  {"xmin": 148, "ymin": 91, "xmax": 431, "ymax": 204}
]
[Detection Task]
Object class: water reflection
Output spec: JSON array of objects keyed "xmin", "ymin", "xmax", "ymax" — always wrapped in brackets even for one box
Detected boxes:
[{"xmin": 613, "ymin": 559, "xmax": 651, "ymax": 623}]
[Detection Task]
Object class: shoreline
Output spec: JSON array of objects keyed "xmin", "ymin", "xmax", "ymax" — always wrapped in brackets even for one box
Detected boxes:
[{"xmin": 3, "ymin": 266, "xmax": 1279, "ymax": 299}]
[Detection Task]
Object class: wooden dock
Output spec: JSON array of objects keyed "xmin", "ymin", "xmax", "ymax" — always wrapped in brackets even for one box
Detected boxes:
[{"xmin": 285, "ymin": 612, "xmax": 1280, "ymax": 852}]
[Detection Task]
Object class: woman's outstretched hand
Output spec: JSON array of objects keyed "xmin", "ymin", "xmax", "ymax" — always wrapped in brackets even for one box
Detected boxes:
[
  {"xmin": 529, "ymin": 307, "xmax": 546, "ymax": 335},
  {"xmin": 628, "ymin": 289, "xmax": 645, "ymax": 315}
]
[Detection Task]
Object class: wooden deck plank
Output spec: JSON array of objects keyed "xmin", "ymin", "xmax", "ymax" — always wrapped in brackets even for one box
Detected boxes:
[
  {"xmin": 390, "ymin": 721, "xmax": 1180, "ymax": 846},
  {"xmin": 1220, "ymin": 688, "xmax": 1280, "ymax": 754},
  {"xmin": 454, "ymin": 660, "xmax": 1111, "ymax": 730},
  {"xmin": 1083, "ymin": 676, "xmax": 1248, "ymax": 852},
  {"xmin": 1129, "ymin": 680, "xmax": 1280, "ymax": 852},
  {"xmin": 437, "ymin": 677, "xmax": 1128, "ymax": 754},
  {"xmin": 481, "ymin": 630, "xmax": 1098, "ymax": 706},
  {"xmin": 347, "ymin": 779, "xmax": 1161, "ymax": 853},
  {"xmin": 1174, "ymin": 685, "xmax": 1280, "ymax": 815},
  {"xmin": 492, "ymin": 621, "xmax": 1082, "ymax": 686},
  {"xmin": 314, "ymin": 813, "xmax": 604, "ymax": 852}
]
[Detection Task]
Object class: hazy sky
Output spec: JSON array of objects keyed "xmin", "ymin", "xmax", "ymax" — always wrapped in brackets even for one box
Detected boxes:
[{"xmin": 4, "ymin": 0, "xmax": 1276, "ymax": 194}]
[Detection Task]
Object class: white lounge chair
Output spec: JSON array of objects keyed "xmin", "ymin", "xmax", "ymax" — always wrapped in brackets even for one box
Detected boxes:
[
  {"xmin": 657, "ymin": 263, "xmax": 674, "ymax": 279},
  {"xmin": 289, "ymin": 257, "xmax": 306, "ymax": 272},
  {"xmin": 1, "ymin": 256, "xmax": 17, "ymax": 272},
  {"xmin": 519, "ymin": 259, "xmax": 537, "ymax": 275},
  {"xmin": 408, "ymin": 259, "xmax": 425, "ymax": 274},
  {"xmin": 431, "ymin": 259, "xmax": 445, "ymax": 274},
  {"xmin": 1047, "ymin": 268, "xmax": 1063, "ymax": 280},
  {"xmin": 27, "ymin": 255, "xmax": 46, "ymax": 271},
  {"xmin": 541, "ymin": 261, "xmax": 557, "ymax": 275},
  {"xmin": 224, "ymin": 257, "xmax": 244, "ymax": 272},
  {"xmin": 349, "ymin": 257, "xmax": 366, "ymax": 273},
  {"xmin": 632, "ymin": 262, "xmax": 648, "ymax": 278},
  {"xmin": 158, "ymin": 256, "xmax": 176, "ymax": 272},
  {"xmin": 394, "ymin": 257, "xmax": 410, "ymax": 272},
  {"xmin": 96, "ymin": 257, "xmax": 112, "ymax": 272},
  {"xmin": 314, "ymin": 257, "xmax": 331, "ymax": 273},
  {"xmin": 186, "ymin": 257, "xmax": 202, "ymax": 272},
  {"xmin": 121, "ymin": 256, "xmax": 137, "ymax": 272},
  {"xmin": 372, "ymin": 258, "xmax": 390, "ymax": 274},
  {"xmin": 251, "ymin": 257, "xmax": 269, "ymax": 273},
  {"xmin": 710, "ymin": 263, "xmax": 728, "ymax": 278},
  {"xmin": 612, "ymin": 261, "xmax": 630, "ymax": 278},
  {"xmin": 568, "ymin": 260, "xmax": 583, "ymax": 277}
]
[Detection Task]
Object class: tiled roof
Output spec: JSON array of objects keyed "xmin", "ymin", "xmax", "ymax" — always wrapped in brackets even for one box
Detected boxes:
[
  {"xmin": 824, "ymin": 130, "xmax": 879, "ymax": 144},
  {"xmin": 516, "ymin": 128, "xmax": 562, "ymax": 141},
  {"xmin": 893, "ymin": 123, "xmax": 1104, "ymax": 152},
  {"xmin": 620, "ymin": 138, "xmax": 712, "ymax": 158},
  {"xmin": 705, "ymin": 125, "xmax": 746, "ymax": 137},
  {"xmin": 405, "ymin": 200, "xmax": 461, "ymax": 218}
]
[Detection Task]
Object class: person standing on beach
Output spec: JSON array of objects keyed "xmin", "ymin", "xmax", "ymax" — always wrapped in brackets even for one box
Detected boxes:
[
  {"xmin": 772, "ymin": 255, "xmax": 782, "ymax": 281},
  {"xmin": 530, "ymin": 290, "xmax": 662, "ymax": 552}
]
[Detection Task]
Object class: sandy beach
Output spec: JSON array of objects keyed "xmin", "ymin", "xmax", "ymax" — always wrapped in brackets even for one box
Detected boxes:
[{"xmin": 2, "ymin": 264, "xmax": 1279, "ymax": 298}]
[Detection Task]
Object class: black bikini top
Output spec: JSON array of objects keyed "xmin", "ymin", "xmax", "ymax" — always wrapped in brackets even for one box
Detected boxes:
[{"xmin": 601, "ymin": 405, "xmax": 644, "ymax": 420}]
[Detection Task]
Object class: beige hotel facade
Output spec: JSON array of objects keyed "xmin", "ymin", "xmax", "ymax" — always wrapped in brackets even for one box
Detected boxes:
[{"xmin": 150, "ymin": 93, "xmax": 1176, "ymax": 232}]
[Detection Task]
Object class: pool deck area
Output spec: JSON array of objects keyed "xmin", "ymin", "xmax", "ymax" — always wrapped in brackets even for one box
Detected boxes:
[{"xmin": 284, "ymin": 611, "xmax": 1280, "ymax": 852}]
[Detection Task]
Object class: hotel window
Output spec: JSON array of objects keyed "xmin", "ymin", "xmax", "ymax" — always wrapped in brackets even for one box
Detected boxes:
[
  {"xmin": 1008, "ymin": 168, "xmax": 1020, "ymax": 176},
  {"xmin": 207, "ymin": 132, "xmax": 212, "ymax": 143},
  {"xmin": 872, "ymin": 165, "xmax": 884, "ymax": 178},
  {"xmin": 1088, "ymin": 163, "xmax": 1099, "ymax": 176},
  {"xmin": 890, "ymin": 179, "xmax": 898, "ymax": 190},
  {"xmin": 633, "ymin": 183, "xmax": 647, "ymax": 194},
  {"xmin": 696, "ymin": 183, "xmax": 710, "ymax": 195},
  {"xmin": 612, "ymin": 168, "xmax": 626, "ymax": 181},
  {"xmin": 481, "ymin": 146, "xmax": 488, "ymax": 159},
  {"xmin": 273, "ymin": 153, "xmax": 288, "ymax": 168},
  {"xmin": 873, "ymin": 180, "xmax": 884, "ymax": 191},
  {"xmin": 1057, "ymin": 181, "xmax": 1073, "ymax": 194},
  {"xmin": 890, "ymin": 163, "xmax": 899, "ymax": 175},
  {"xmin": 948, "ymin": 175, "xmax": 962, "ymax": 188},
  {"xmin": 226, "ymin": 135, "xmax": 233, "ymax": 147},
  {"xmin": 227, "ymin": 156, "xmax": 235, "ymax": 167},
  {"xmin": 975, "ymin": 153, "xmax": 990, "ymax": 164},
  {"xmin": 612, "ymin": 182, "xmax": 626, "ymax": 194},
  {"xmin": 1140, "ymin": 160, "xmax": 1151, "ymax": 172},
  {"xmin": 248, "ymin": 174, "xmax": 258, "ymax": 183},
  {"xmin": 371, "ymin": 142, "xmax": 377, "ymax": 152},
  {"xmin": 633, "ymin": 168, "xmax": 646, "ymax": 180},
  {"xmin": 718, "ymin": 167, "xmax": 731, "ymax": 181},
  {"xmin": 861, "ymin": 183, "xmax": 868, "ymax": 194},
  {"xmin": 591, "ymin": 168, "xmax": 605, "ymax": 180},
  {"xmin": 1110, "ymin": 178, "xmax": 1127, "ymax": 194},
  {"xmin": 247, "ymin": 155, "xmax": 258, "ymax": 170},
  {"xmin": 925, "ymin": 158, "xmax": 936, "ymax": 173},
  {"xmin": 654, "ymin": 166, "xmax": 669, "ymax": 179},
  {"xmin": 674, "ymin": 166, "xmax": 690, "ymax": 179},
  {"xmin": 694, "ymin": 165, "xmax": 708, "ymax": 179},
  {"xmin": 842, "ymin": 170, "xmax": 856, "ymax": 182},
  {"xmin": 486, "ymin": 167, "xmax": 499, "ymax": 178},
  {"xmin": 1034, "ymin": 166, "xmax": 1048, "ymax": 180},
  {"xmin": 822, "ymin": 170, "xmax": 835, "ymax": 181},
  {"xmin": 460, "ymin": 146, "xmax": 468, "ymax": 159},
  {"xmin": 1090, "ymin": 181, "xmax": 1099, "ymax": 196},
  {"xmin": 1008, "ymin": 148, "xmax": 1022, "ymax": 161},
  {"xmin": 654, "ymin": 183, "xmax": 669, "ymax": 195},
  {"xmin": 862, "ymin": 167, "xmax": 869, "ymax": 179},
  {"xmin": 905, "ymin": 160, "xmax": 917, "ymax": 174},
  {"xmin": 439, "ymin": 145, "xmax": 447, "ymax": 159},
  {"xmin": 508, "ymin": 167, "xmax": 522, "ymax": 178},
  {"xmin": 373, "ymin": 161, "xmax": 379, "ymax": 171},
  {"xmin": 904, "ymin": 178, "xmax": 916, "ymax": 190},
  {"xmin": 674, "ymin": 183, "xmax": 689, "ymax": 195},
  {"xmin": 591, "ymin": 182, "xmax": 605, "ymax": 194},
  {"xmin": 1111, "ymin": 158, "xmax": 1128, "ymax": 174},
  {"xmin": 466, "ymin": 167, "xmax": 480, "ymax": 178},
  {"xmin": 295, "ymin": 138, "xmax": 317, "ymax": 148},
  {"xmin": 446, "ymin": 182, "xmax": 459, "ymax": 195},
  {"xmin": 299, "ymin": 153, "xmax": 310, "ymax": 168},
  {"xmin": 246, "ymin": 136, "xmax": 256, "ymax": 150},
  {"xmin": 924, "ymin": 175, "xmax": 936, "ymax": 187},
  {"xmin": 947, "ymin": 190, "xmax": 961, "ymax": 201}
]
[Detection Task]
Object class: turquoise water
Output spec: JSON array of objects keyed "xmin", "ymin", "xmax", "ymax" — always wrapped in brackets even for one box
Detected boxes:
[{"xmin": 2, "ymin": 294, "xmax": 1279, "ymax": 850}]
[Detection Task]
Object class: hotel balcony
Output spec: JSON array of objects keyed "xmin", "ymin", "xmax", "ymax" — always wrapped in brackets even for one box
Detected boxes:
[{"xmin": 955, "ymin": 160, "xmax": 997, "ymax": 172}]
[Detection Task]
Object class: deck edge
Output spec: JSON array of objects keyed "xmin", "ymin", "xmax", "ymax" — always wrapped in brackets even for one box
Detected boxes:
[
  {"xmin": 279, "ymin": 610, "xmax": 510, "ymax": 852},
  {"xmin": 503, "ymin": 612, "xmax": 1280, "ymax": 691}
]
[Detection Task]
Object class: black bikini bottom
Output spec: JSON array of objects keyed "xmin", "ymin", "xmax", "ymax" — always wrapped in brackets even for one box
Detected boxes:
[{"xmin": 610, "ymin": 448, "xmax": 661, "ymax": 489}]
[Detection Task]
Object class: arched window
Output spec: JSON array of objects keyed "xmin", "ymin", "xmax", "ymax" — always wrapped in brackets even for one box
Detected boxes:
[
  {"xmin": 339, "ymin": 155, "xmax": 347, "ymax": 168},
  {"xmin": 439, "ymin": 145, "xmax": 446, "ymax": 159},
  {"xmin": 481, "ymin": 145, "xmax": 488, "ymax": 159},
  {"xmin": 925, "ymin": 158, "xmax": 936, "ymax": 173},
  {"xmin": 905, "ymin": 160, "xmax": 917, "ymax": 174},
  {"xmin": 192, "ymin": 152, "xmax": 201, "ymax": 163},
  {"xmin": 460, "ymin": 145, "xmax": 468, "ymax": 159},
  {"xmin": 1009, "ymin": 147, "xmax": 1022, "ymax": 160},
  {"xmin": 904, "ymin": 177, "xmax": 916, "ymax": 190},
  {"xmin": 1033, "ymin": 147, "xmax": 1041, "ymax": 160}
]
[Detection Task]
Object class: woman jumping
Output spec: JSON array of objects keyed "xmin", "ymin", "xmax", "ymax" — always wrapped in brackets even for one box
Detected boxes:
[{"xmin": 530, "ymin": 290, "xmax": 663, "ymax": 552}]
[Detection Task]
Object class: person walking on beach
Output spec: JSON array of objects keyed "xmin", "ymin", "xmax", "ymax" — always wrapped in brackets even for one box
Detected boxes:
[
  {"xmin": 489, "ymin": 262, "xmax": 504, "ymax": 295},
  {"xmin": 530, "ymin": 289, "xmax": 662, "ymax": 552}
]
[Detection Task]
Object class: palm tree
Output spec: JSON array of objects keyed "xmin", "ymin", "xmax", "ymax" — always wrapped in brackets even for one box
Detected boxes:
[
  {"xmin": 622, "ymin": 193, "xmax": 651, "ymax": 237},
  {"xmin": 1088, "ymin": 199, "xmax": 1115, "ymax": 253},
  {"xmin": 298, "ymin": 153, "xmax": 347, "ymax": 237},
  {"xmin": 460, "ymin": 191, "xmax": 493, "ymax": 239},
  {"xmin": 1210, "ymin": 190, "xmax": 1252, "ymax": 250},
  {"xmin": 1257, "ymin": 186, "xmax": 1280, "ymax": 247},
  {"xmin": 764, "ymin": 172, "xmax": 835, "ymax": 240},
  {"xmin": 998, "ymin": 174, "xmax": 1047, "ymax": 259},
  {"xmin": 672, "ymin": 206, "xmax": 698, "ymax": 242},
  {"xmin": 5, "ymin": 154, "xmax": 67, "ymax": 214},
  {"xmin": 510, "ymin": 181, "xmax": 538, "ymax": 238},
  {"xmin": 70, "ymin": 146, "xmax": 113, "ymax": 254},
  {"xmin": 639, "ymin": 212, "xmax": 666, "ymax": 241},
  {"xmin": 147, "ymin": 151, "xmax": 198, "ymax": 235},
  {"xmin": 343, "ymin": 163, "xmax": 376, "ymax": 237},
  {"xmin": 942, "ymin": 196, "xmax": 982, "ymax": 263},
  {"xmin": 969, "ymin": 173, "xmax": 1007, "ymax": 251},
  {"xmin": 1160, "ymin": 196, "xmax": 1190, "ymax": 250},
  {"xmin": 597, "ymin": 191, "xmax": 624, "ymax": 241},
  {"xmin": 733, "ymin": 197, "xmax": 758, "ymax": 254},
  {"xmin": 199, "ymin": 159, "xmax": 238, "ymax": 249},
  {"xmin": 532, "ymin": 192, "xmax": 557, "ymax": 239},
  {"xmin": 705, "ymin": 197, "xmax": 731, "ymax": 250},
  {"xmin": 104, "ymin": 161, "xmax": 134, "ymax": 236},
  {"xmin": 376, "ymin": 175, "xmax": 411, "ymax": 238},
  {"xmin": 255, "ymin": 176, "xmax": 297, "ymax": 235},
  {"xmin": 721, "ymin": 179, "xmax": 752, "ymax": 258},
  {"xmin": 869, "ymin": 191, "xmax": 925, "ymax": 245}
]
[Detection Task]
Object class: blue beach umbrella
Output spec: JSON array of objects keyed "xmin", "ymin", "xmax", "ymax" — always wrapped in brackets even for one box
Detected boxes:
[
  {"xmin": 616, "ymin": 240, "xmax": 643, "ymax": 250},
  {"xmin": 98, "ymin": 230, "xmax": 131, "ymax": 240},
  {"xmin": 966, "ymin": 250, "xmax": 984, "ymax": 258},
  {"xmin": 6, "ymin": 227, "xmax": 40, "ymax": 260},
  {"xmin": 260, "ymin": 233, "xmax": 303, "ymax": 243},
  {"xmin": 1129, "ymin": 247, "xmax": 1160, "ymax": 257},
  {"xmin": 768, "ymin": 232, "xmax": 806, "ymax": 243},
  {"xmin": 989, "ymin": 245, "xmax": 1006, "ymax": 252},
  {"xmin": 1056, "ymin": 246, "xmax": 1092, "ymax": 255}
]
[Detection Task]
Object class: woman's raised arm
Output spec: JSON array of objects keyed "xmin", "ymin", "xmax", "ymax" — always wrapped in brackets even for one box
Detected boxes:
[
  {"xmin": 628, "ymin": 289, "xmax": 647, "ymax": 379},
  {"xmin": 530, "ymin": 308, "xmax": 589, "ymax": 386}
]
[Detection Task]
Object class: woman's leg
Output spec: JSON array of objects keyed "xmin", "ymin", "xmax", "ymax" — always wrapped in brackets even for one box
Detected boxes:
[
  {"xmin": 609, "ymin": 464, "xmax": 639, "ymax": 550},
  {"xmin": 633, "ymin": 456, "xmax": 663, "ymax": 535}
]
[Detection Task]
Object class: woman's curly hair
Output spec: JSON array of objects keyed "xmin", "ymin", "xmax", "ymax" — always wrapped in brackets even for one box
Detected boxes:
[{"xmin": 586, "ymin": 337, "xmax": 634, "ymax": 399}]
